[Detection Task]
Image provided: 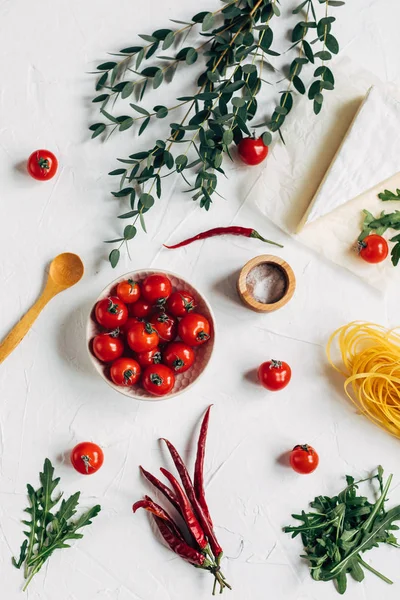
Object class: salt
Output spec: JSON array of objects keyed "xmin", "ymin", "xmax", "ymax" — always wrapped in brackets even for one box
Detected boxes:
[{"xmin": 246, "ymin": 263, "xmax": 287, "ymax": 304}]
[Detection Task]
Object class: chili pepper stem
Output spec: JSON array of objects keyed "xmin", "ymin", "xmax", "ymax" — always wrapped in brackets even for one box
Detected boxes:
[{"xmin": 250, "ymin": 230, "xmax": 283, "ymax": 247}]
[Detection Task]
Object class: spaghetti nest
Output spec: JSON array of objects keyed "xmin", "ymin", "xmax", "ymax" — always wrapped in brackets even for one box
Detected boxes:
[{"xmin": 327, "ymin": 321, "xmax": 400, "ymax": 439}]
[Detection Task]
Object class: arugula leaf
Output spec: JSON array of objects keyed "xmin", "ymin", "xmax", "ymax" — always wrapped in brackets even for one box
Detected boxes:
[
  {"xmin": 13, "ymin": 459, "xmax": 101, "ymax": 590},
  {"xmin": 378, "ymin": 188, "xmax": 400, "ymax": 201}
]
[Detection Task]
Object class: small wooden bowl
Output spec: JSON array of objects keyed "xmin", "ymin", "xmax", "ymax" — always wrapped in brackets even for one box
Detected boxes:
[{"xmin": 237, "ymin": 255, "xmax": 296, "ymax": 313}]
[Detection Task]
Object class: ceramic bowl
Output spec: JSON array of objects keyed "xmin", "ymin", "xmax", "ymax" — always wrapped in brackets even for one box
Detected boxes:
[{"xmin": 86, "ymin": 269, "xmax": 215, "ymax": 401}]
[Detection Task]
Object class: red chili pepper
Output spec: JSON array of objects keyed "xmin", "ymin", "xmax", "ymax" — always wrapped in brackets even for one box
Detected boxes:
[
  {"xmin": 194, "ymin": 406, "xmax": 213, "ymax": 527},
  {"xmin": 161, "ymin": 439, "xmax": 223, "ymax": 559},
  {"xmin": 160, "ymin": 467, "xmax": 208, "ymax": 550},
  {"xmin": 133, "ymin": 496, "xmax": 185, "ymax": 541},
  {"xmin": 164, "ymin": 226, "xmax": 283, "ymax": 249},
  {"xmin": 140, "ymin": 466, "xmax": 182, "ymax": 516},
  {"xmin": 153, "ymin": 516, "xmax": 209, "ymax": 567}
]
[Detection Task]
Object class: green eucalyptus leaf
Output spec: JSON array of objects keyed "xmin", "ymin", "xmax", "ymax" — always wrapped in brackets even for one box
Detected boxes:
[
  {"xmin": 291, "ymin": 22, "xmax": 305, "ymax": 43},
  {"xmin": 119, "ymin": 117, "xmax": 133, "ymax": 132},
  {"xmin": 139, "ymin": 34, "xmax": 157, "ymax": 43},
  {"xmin": 153, "ymin": 69, "xmax": 164, "ymax": 89},
  {"xmin": 124, "ymin": 225, "xmax": 137, "ymax": 240},
  {"xmin": 130, "ymin": 103, "xmax": 150, "ymax": 116},
  {"xmin": 140, "ymin": 193, "xmax": 155, "ymax": 208},
  {"xmin": 163, "ymin": 31, "xmax": 175, "ymax": 50},
  {"xmin": 121, "ymin": 81, "xmax": 134, "ymax": 99},
  {"xmin": 223, "ymin": 130, "xmax": 234, "ymax": 145},
  {"xmin": 163, "ymin": 151, "xmax": 174, "ymax": 169},
  {"xmin": 232, "ymin": 97, "xmax": 246, "ymax": 107},
  {"xmin": 186, "ymin": 48, "xmax": 198, "ymax": 65},
  {"xmin": 96, "ymin": 72, "xmax": 108, "ymax": 91},
  {"xmin": 92, "ymin": 94, "xmax": 109, "ymax": 103},
  {"xmin": 303, "ymin": 40, "xmax": 314, "ymax": 63},
  {"xmin": 202, "ymin": 12, "xmax": 215, "ymax": 31},
  {"xmin": 136, "ymin": 48, "xmax": 145, "ymax": 69},
  {"xmin": 175, "ymin": 155, "xmax": 188, "ymax": 172},
  {"xmin": 293, "ymin": 0, "xmax": 308, "ymax": 13},
  {"xmin": 109, "ymin": 169, "xmax": 126, "ymax": 176},
  {"xmin": 155, "ymin": 105, "xmax": 168, "ymax": 118},
  {"xmin": 314, "ymin": 50, "xmax": 332, "ymax": 61},
  {"xmin": 97, "ymin": 62, "xmax": 117, "ymax": 71},
  {"xmin": 293, "ymin": 75, "xmax": 306, "ymax": 94},
  {"xmin": 325, "ymin": 34, "xmax": 339, "ymax": 54},
  {"xmin": 138, "ymin": 116, "xmax": 150, "ymax": 135},
  {"xmin": 109, "ymin": 249, "xmax": 120, "ymax": 268},
  {"xmin": 242, "ymin": 64, "xmax": 257, "ymax": 74},
  {"xmin": 91, "ymin": 123, "xmax": 106, "ymax": 138},
  {"xmin": 118, "ymin": 210, "xmax": 138, "ymax": 219},
  {"xmin": 262, "ymin": 131, "xmax": 272, "ymax": 146}
]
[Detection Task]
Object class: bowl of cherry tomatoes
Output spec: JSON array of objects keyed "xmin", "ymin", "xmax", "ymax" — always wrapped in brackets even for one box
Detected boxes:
[{"xmin": 87, "ymin": 270, "xmax": 215, "ymax": 400}]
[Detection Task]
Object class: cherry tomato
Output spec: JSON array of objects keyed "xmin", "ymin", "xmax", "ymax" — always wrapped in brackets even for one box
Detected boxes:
[
  {"xmin": 71, "ymin": 442, "xmax": 104, "ymax": 475},
  {"xmin": 258, "ymin": 360, "xmax": 291, "ymax": 391},
  {"xmin": 27, "ymin": 149, "xmax": 58, "ymax": 181},
  {"xmin": 149, "ymin": 312, "xmax": 177, "ymax": 343},
  {"xmin": 136, "ymin": 347, "xmax": 162, "ymax": 368},
  {"xmin": 129, "ymin": 298, "xmax": 153, "ymax": 319},
  {"xmin": 290, "ymin": 444, "xmax": 319, "ymax": 474},
  {"xmin": 119, "ymin": 317, "xmax": 140, "ymax": 336},
  {"xmin": 127, "ymin": 321, "xmax": 159, "ymax": 353},
  {"xmin": 358, "ymin": 234, "xmax": 389, "ymax": 264},
  {"xmin": 163, "ymin": 342, "xmax": 195, "ymax": 373},
  {"xmin": 92, "ymin": 332, "xmax": 124, "ymax": 362},
  {"xmin": 141, "ymin": 274, "xmax": 172, "ymax": 306},
  {"xmin": 110, "ymin": 357, "xmax": 141, "ymax": 386},
  {"xmin": 237, "ymin": 137, "xmax": 268, "ymax": 166},
  {"xmin": 95, "ymin": 296, "xmax": 128, "ymax": 329},
  {"xmin": 166, "ymin": 291, "xmax": 196, "ymax": 318},
  {"xmin": 116, "ymin": 279, "xmax": 141, "ymax": 304},
  {"xmin": 142, "ymin": 364, "xmax": 175, "ymax": 396},
  {"xmin": 178, "ymin": 313, "xmax": 211, "ymax": 347}
]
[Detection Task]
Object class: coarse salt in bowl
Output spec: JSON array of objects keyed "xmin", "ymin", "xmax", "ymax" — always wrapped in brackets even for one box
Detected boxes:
[{"xmin": 86, "ymin": 269, "xmax": 215, "ymax": 401}]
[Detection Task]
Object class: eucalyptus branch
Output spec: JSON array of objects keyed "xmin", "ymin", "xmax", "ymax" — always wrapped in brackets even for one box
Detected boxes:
[{"xmin": 90, "ymin": 0, "xmax": 345, "ymax": 268}]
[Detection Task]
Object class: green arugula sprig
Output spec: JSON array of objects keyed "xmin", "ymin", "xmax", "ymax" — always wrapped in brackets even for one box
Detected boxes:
[
  {"xmin": 284, "ymin": 467, "xmax": 400, "ymax": 595},
  {"xmin": 90, "ymin": 0, "xmax": 344, "ymax": 267},
  {"xmin": 12, "ymin": 459, "xmax": 101, "ymax": 591}
]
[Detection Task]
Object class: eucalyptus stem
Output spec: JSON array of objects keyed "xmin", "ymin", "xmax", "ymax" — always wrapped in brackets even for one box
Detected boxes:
[{"xmin": 91, "ymin": 0, "xmax": 345, "ymax": 268}]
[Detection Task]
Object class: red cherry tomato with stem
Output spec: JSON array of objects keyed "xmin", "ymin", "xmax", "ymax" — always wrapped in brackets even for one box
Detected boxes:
[
  {"xmin": 110, "ymin": 357, "xmax": 141, "ymax": 386},
  {"xmin": 136, "ymin": 347, "xmax": 162, "ymax": 368},
  {"xmin": 237, "ymin": 137, "xmax": 268, "ymax": 166},
  {"xmin": 27, "ymin": 149, "xmax": 58, "ymax": 180},
  {"xmin": 290, "ymin": 444, "xmax": 319, "ymax": 474},
  {"xmin": 358, "ymin": 234, "xmax": 388, "ymax": 264},
  {"xmin": 149, "ymin": 312, "xmax": 177, "ymax": 342},
  {"xmin": 142, "ymin": 364, "xmax": 175, "ymax": 396},
  {"xmin": 92, "ymin": 332, "xmax": 124, "ymax": 362},
  {"xmin": 129, "ymin": 298, "xmax": 153, "ymax": 319},
  {"xmin": 127, "ymin": 321, "xmax": 159, "ymax": 353},
  {"xmin": 258, "ymin": 360, "xmax": 291, "ymax": 391},
  {"xmin": 95, "ymin": 296, "xmax": 128, "ymax": 329},
  {"xmin": 116, "ymin": 279, "xmax": 141, "ymax": 304},
  {"xmin": 71, "ymin": 442, "xmax": 104, "ymax": 475},
  {"xmin": 141, "ymin": 274, "xmax": 172, "ymax": 306},
  {"xmin": 178, "ymin": 313, "xmax": 211, "ymax": 347},
  {"xmin": 163, "ymin": 342, "xmax": 195, "ymax": 373},
  {"xmin": 166, "ymin": 291, "xmax": 196, "ymax": 318}
]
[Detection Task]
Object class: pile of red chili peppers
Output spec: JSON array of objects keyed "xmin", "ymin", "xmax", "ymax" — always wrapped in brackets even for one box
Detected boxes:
[{"xmin": 133, "ymin": 406, "xmax": 231, "ymax": 595}]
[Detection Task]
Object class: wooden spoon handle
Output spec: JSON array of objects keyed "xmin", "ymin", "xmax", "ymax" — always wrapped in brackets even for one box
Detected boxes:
[{"xmin": 0, "ymin": 286, "xmax": 56, "ymax": 364}]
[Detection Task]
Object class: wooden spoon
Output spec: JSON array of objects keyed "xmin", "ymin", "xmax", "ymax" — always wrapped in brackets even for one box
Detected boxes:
[{"xmin": 0, "ymin": 253, "xmax": 84, "ymax": 364}]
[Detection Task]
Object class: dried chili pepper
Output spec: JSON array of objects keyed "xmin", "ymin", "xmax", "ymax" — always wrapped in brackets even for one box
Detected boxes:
[
  {"xmin": 194, "ymin": 406, "xmax": 213, "ymax": 527},
  {"xmin": 140, "ymin": 466, "xmax": 182, "ymax": 516},
  {"xmin": 160, "ymin": 467, "xmax": 208, "ymax": 551},
  {"xmin": 153, "ymin": 516, "xmax": 209, "ymax": 567},
  {"xmin": 133, "ymin": 496, "xmax": 185, "ymax": 541},
  {"xmin": 164, "ymin": 226, "xmax": 283, "ymax": 249},
  {"xmin": 161, "ymin": 439, "xmax": 223, "ymax": 559}
]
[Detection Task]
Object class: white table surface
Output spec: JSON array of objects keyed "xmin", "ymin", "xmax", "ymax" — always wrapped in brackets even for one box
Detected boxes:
[{"xmin": 1, "ymin": 1, "xmax": 400, "ymax": 598}]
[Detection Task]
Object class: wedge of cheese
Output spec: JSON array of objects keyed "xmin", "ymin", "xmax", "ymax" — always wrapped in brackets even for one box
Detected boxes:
[
  {"xmin": 297, "ymin": 171, "xmax": 400, "ymax": 289},
  {"xmin": 298, "ymin": 86, "xmax": 400, "ymax": 230}
]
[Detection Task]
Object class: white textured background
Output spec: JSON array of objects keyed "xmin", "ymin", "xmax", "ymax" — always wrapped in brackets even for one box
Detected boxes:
[{"xmin": 1, "ymin": 1, "xmax": 400, "ymax": 599}]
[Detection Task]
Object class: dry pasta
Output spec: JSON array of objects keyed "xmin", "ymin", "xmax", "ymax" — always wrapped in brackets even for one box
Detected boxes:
[{"xmin": 326, "ymin": 321, "xmax": 400, "ymax": 439}]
